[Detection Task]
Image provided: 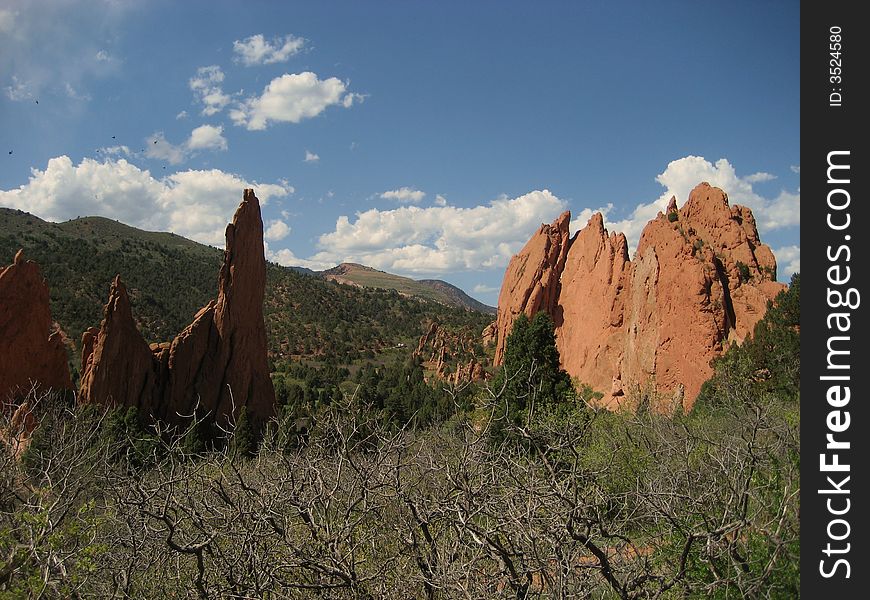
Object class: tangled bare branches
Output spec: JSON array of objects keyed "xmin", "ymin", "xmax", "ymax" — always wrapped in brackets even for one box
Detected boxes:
[{"xmin": 1, "ymin": 383, "xmax": 799, "ymax": 599}]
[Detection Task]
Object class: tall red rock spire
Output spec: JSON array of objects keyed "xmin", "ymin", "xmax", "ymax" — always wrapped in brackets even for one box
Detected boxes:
[
  {"xmin": 0, "ymin": 250, "xmax": 71, "ymax": 402},
  {"xmin": 79, "ymin": 189, "xmax": 276, "ymax": 428}
]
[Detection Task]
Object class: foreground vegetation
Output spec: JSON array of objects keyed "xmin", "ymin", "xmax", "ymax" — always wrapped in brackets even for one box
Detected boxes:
[{"xmin": 1, "ymin": 278, "xmax": 800, "ymax": 598}]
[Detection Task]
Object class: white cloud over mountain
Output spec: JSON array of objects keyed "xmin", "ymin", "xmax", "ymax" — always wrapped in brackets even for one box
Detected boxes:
[
  {"xmin": 0, "ymin": 156, "xmax": 291, "ymax": 246},
  {"xmin": 302, "ymin": 190, "xmax": 568, "ymax": 274},
  {"xmin": 606, "ymin": 156, "xmax": 800, "ymax": 252}
]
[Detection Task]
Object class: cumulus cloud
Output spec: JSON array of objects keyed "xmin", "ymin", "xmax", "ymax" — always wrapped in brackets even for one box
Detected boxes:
[
  {"xmin": 607, "ymin": 156, "xmax": 800, "ymax": 250},
  {"xmin": 773, "ymin": 245, "xmax": 800, "ymax": 278},
  {"xmin": 264, "ymin": 219, "xmax": 291, "ymax": 242},
  {"xmin": 265, "ymin": 244, "xmax": 334, "ymax": 271},
  {"xmin": 145, "ymin": 125, "xmax": 228, "ymax": 164},
  {"xmin": 233, "ymin": 33, "xmax": 306, "ymax": 66},
  {"xmin": 381, "ymin": 187, "xmax": 425, "ymax": 204},
  {"xmin": 0, "ymin": 156, "xmax": 292, "ymax": 246},
  {"xmin": 230, "ymin": 72, "xmax": 359, "ymax": 130},
  {"xmin": 307, "ymin": 190, "xmax": 567, "ymax": 274},
  {"xmin": 304, "ymin": 150, "xmax": 320, "ymax": 163},
  {"xmin": 187, "ymin": 124, "xmax": 228, "ymax": 151},
  {"xmin": 189, "ymin": 65, "xmax": 231, "ymax": 116},
  {"xmin": 434, "ymin": 194, "xmax": 448, "ymax": 207}
]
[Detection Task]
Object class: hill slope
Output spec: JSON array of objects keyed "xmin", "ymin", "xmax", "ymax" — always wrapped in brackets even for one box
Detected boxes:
[
  {"xmin": 0, "ymin": 209, "xmax": 493, "ymax": 375},
  {"xmin": 322, "ymin": 263, "xmax": 495, "ymax": 314}
]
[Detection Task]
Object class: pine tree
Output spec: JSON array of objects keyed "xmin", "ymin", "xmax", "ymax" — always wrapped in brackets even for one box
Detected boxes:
[
  {"xmin": 491, "ymin": 311, "xmax": 574, "ymax": 428},
  {"xmin": 230, "ymin": 406, "xmax": 257, "ymax": 458}
]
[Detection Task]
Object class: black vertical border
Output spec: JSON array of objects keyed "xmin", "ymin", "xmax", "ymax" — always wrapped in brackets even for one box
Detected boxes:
[{"xmin": 802, "ymin": 2, "xmax": 868, "ymax": 596}]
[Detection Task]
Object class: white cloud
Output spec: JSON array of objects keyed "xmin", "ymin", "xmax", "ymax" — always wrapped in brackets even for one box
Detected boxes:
[
  {"xmin": 264, "ymin": 219, "xmax": 291, "ymax": 242},
  {"xmin": 189, "ymin": 65, "xmax": 231, "ymax": 116},
  {"xmin": 304, "ymin": 150, "xmax": 320, "ymax": 163},
  {"xmin": 790, "ymin": 165, "xmax": 800, "ymax": 174},
  {"xmin": 233, "ymin": 33, "xmax": 306, "ymax": 66},
  {"xmin": 606, "ymin": 156, "xmax": 800, "ymax": 251},
  {"xmin": 145, "ymin": 125, "xmax": 229, "ymax": 164},
  {"xmin": 98, "ymin": 145, "xmax": 132, "ymax": 157},
  {"xmin": 569, "ymin": 204, "xmax": 614, "ymax": 237},
  {"xmin": 774, "ymin": 245, "xmax": 800, "ymax": 278},
  {"xmin": 307, "ymin": 190, "xmax": 567, "ymax": 275},
  {"xmin": 744, "ymin": 171, "xmax": 776, "ymax": 183},
  {"xmin": 381, "ymin": 187, "xmax": 425, "ymax": 204},
  {"xmin": 0, "ymin": 8, "xmax": 15, "ymax": 34},
  {"xmin": 0, "ymin": 1, "xmax": 126, "ymax": 101},
  {"xmin": 473, "ymin": 283, "xmax": 499, "ymax": 294},
  {"xmin": 4, "ymin": 75, "xmax": 34, "ymax": 101},
  {"xmin": 187, "ymin": 124, "xmax": 228, "ymax": 151},
  {"xmin": 230, "ymin": 72, "xmax": 358, "ymax": 130},
  {"xmin": 0, "ymin": 155, "xmax": 292, "ymax": 246},
  {"xmin": 64, "ymin": 82, "xmax": 91, "ymax": 101},
  {"xmin": 176, "ymin": 110, "xmax": 188, "ymax": 120},
  {"xmin": 145, "ymin": 132, "xmax": 187, "ymax": 165},
  {"xmin": 265, "ymin": 244, "xmax": 334, "ymax": 271},
  {"xmin": 434, "ymin": 194, "xmax": 448, "ymax": 207}
]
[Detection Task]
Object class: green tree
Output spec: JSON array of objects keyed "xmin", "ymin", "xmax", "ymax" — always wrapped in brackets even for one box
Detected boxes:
[
  {"xmin": 491, "ymin": 312, "xmax": 574, "ymax": 429},
  {"xmin": 696, "ymin": 273, "xmax": 800, "ymax": 409},
  {"xmin": 230, "ymin": 407, "xmax": 256, "ymax": 458}
]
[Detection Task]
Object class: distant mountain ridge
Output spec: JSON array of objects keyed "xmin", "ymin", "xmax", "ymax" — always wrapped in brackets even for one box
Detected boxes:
[{"xmin": 321, "ymin": 262, "xmax": 496, "ymax": 314}]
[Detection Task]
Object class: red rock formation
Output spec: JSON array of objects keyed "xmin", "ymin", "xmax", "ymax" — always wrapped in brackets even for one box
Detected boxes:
[
  {"xmin": 492, "ymin": 183, "xmax": 786, "ymax": 410},
  {"xmin": 493, "ymin": 211, "xmax": 571, "ymax": 365},
  {"xmin": 79, "ymin": 276, "xmax": 160, "ymax": 411},
  {"xmin": 0, "ymin": 250, "xmax": 72, "ymax": 402},
  {"xmin": 414, "ymin": 321, "xmax": 488, "ymax": 384},
  {"xmin": 79, "ymin": 190, "xmax": 276, "ymax": 428}
]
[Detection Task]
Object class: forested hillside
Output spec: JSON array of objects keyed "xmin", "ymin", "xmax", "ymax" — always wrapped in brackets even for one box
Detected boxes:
[{"xmin": 0, "ymin": 208, "xmax": 492, "ymax": 378}]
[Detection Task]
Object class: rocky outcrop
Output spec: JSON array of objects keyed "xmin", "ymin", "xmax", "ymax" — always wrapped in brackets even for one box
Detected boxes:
[
  {"xmin": 0, "ymin": 250, "xmax": 72, "ymax": 402},
  {"xmin": 79, "ymin": 190, "xmax": 276, "ymax": 429},
  {"xmin": 493, "ymin": 211, "xmax": 571, "ymax": 365},
  {"xmin": 415, "ymin": 321, "xmax": 488, "ymax": 384},
  {"xmin": 492, "ymin": 183, "xmax": 785, "ymax": 410}
]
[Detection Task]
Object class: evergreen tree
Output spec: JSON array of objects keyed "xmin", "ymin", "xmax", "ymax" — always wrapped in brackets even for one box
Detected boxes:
[
  {"xmin": 696, "ymin": 273, "xmax": 800, "ymax": 409},
  {"xmin": 491, "ymin": 311, "xmax": 574, "ymax": 428},
  {"xmin": 230, "ymin": 406, "xmax": 257, "ymax": 458}
]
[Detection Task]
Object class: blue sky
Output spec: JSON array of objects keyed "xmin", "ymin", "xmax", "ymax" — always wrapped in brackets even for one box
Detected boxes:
[{"xmin": 0, "ymin": 0, "xmax": 799, "ymax": 306}]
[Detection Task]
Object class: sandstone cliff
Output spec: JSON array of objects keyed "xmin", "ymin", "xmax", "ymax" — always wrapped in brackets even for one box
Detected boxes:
[
  {"xmin": 0, "ymin": 250, "xmax": 72, "ymax": 402},
  {"xmin": 492, "ymin": 183, "xmax": 785, "ymax": 410},
  {"xmin": 79, "ymin": 189, "xmax": 276, "ymax": 428}
]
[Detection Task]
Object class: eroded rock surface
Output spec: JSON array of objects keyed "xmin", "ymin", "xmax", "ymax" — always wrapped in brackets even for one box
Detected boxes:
[
  {"xmin": 79, "ymin": 190, "xmax": 276, "ymax": 428},
  {"xmin": 492, "ymin": 183, "xmax": 785, "ymax": 410},
  {"xmin": 0, "ymin": 250, "xmax": 71, "ymax": 402}
]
